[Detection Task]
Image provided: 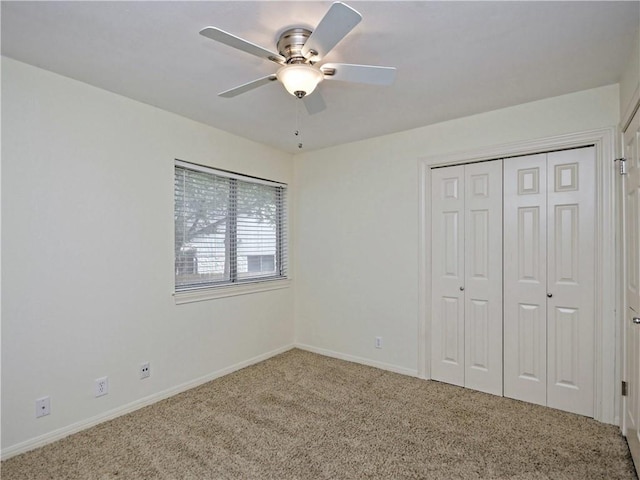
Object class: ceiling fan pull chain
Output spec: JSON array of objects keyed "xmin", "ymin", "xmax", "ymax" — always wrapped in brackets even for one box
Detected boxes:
[{"xmin": 295, "ymin": 99, "xmax": 303, "ymax": 149}]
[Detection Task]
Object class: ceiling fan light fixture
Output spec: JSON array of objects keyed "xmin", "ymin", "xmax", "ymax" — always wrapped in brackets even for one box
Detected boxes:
[{"xmin": 277, "ymin": 64, "xmax": 324, "ymax": 98}]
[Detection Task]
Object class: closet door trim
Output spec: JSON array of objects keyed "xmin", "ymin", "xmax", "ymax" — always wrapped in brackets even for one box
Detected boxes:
[{"xmin": 418, "ymin": 127, "xmax": 617, "ymax": 424}]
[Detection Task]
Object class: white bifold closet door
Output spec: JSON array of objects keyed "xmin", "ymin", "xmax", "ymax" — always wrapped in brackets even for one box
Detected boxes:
[
  {"xmin": 431, "ymin": 160, "xmax": 503, "ymax": 396},
  {"xmin": 503, "ymin": 147, "xmax": 595, "ymax": 417}
]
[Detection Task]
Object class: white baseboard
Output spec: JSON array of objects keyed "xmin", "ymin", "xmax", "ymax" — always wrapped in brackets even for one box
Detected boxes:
[
  {"xmin": 1, "ymin": 344, "xmax": 295, "ymax": 461},
  {"xmin": 295, "ymin": 343, "xmax": 419, "ymax": 378}
]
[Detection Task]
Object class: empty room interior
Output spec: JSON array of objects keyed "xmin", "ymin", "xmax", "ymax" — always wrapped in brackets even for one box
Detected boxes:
[{"xmin": 2, "ymin": 1, "xmax": 640, "ymax": 478}]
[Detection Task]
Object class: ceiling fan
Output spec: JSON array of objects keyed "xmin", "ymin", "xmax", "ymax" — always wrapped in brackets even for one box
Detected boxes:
[{"xmin": 199, "ymin": 2, "xmax": 396, "ymax": 114}]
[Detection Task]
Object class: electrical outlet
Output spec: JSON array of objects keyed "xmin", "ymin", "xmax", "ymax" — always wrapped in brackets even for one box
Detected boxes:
[
  {"xmin": 375, "ymin": 336, "xmax": 383, "ymax": 349},
  {"xmin": 95, "ymin": 376, "xmax": 109, "ymax": 397},
  {"xmin": 35, "ymin": 396, "xmax": 51, "ymax": 418},
  {"xmin": 140, "ymin": 362, "xmax": 150, "ymax": 379}
]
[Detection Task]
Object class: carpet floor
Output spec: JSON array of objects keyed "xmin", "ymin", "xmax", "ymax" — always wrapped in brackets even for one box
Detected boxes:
[{"xmin": 2, "ymin": 349, "xmax": 637, "ymax": 479}]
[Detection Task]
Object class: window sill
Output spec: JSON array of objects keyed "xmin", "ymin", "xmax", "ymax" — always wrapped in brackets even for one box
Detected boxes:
[{"xmin": 174, "ymin": 278, "xmax": 291, "ymax": 304}]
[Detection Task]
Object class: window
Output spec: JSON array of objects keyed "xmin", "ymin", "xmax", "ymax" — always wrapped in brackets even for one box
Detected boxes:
[
  {"xmin": 247, "ymin": 255, "xmax": 275, "ymax": 273},
  {"xmin": 174, "ymin": 160, "xmax": 287, "ymax": 294}
]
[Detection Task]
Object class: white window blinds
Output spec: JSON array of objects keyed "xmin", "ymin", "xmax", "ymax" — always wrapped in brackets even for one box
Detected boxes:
[{"xmin": 174, "ymin": 161, "xmax": 287, "ymax": 292}]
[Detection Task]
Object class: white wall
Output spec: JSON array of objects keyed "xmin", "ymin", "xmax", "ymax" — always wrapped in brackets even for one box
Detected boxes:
[
  {"xmin": 1, "ymin": 57, "xmax": 294, "ymax": 455},
  {"xmin": 293, "ymin": 84, "xmax": 620, "ymax": 374}
]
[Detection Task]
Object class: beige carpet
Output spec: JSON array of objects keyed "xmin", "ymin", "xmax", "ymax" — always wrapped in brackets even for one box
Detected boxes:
[{"xmin": 2, "ymin": 349, "xmax": 637, "ymax": 479}]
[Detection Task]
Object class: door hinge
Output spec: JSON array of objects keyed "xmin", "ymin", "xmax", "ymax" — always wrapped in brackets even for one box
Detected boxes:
[
  {"xmin": 615, "ymin": 157, "xmax": 627, "ymax": 175},
  {"xmin": 622, "ymin": 380, "xmax": 628, "ymax": 397}
]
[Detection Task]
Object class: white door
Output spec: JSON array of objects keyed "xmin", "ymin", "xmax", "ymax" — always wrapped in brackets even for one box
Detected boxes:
[
  {"xmin": 431, "ymin": 165, "xmax": 465, "ymax": 386},
  {"xmin": 624, "ymin": 108, "xmax": 640, "ymax": 468},
  {"xmin": 504, "ymin": 154, "xmax": 548, "ymax": 406},
  {"xmin": 504, "ymin": 148, "xmax": 595, "ymax": 416},
  {"xmin": 431, "ymin": 161, "xmax": 502, "ymax": 394},
  {"xmin": 464, "ymin": 161, "xmax": 503, "ymax": 395},
  {"xmin": 546, "ymin": 148, "xmax": 595, "ymax": 417}
]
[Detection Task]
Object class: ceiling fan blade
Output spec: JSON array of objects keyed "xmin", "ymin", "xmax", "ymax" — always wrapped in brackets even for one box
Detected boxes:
[
  {"xmin": 219, "ymin": 75, "xmax": 278, "ymax": 98},
  {"xmin": 200, "ymin": 27, "xmax": 285, "ymax": 65},
  {"xmin": 303, "ymin": 91, "xmax": 327, "ymax": 115},
  {"xmin": 301, "ymin": 2, "xmax": 362, "ymax": 61},
  {"xmin": 321, "ymin": 63, "xmax": 397, "ymax": 86}
]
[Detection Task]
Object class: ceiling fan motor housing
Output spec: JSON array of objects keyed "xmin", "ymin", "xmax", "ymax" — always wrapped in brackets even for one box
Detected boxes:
[{"xmin": 277, "ymin": 28, "xmax": 314, "ymax": 64}]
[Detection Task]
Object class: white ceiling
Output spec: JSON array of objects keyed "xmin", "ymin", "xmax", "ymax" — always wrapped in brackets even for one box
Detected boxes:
[{"xmin": 2, "ymin": 1, "xmax": 638, "ymax": 153}]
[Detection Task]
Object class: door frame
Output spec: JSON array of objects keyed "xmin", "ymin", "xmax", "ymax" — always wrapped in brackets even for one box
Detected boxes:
[{"xmin": 418, "ymin": 126, "xmax": 618, "ymax": 424}]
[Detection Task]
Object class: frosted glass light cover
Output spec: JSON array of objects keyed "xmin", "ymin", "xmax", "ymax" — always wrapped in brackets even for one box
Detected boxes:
[{"xmin": 277, "ymin": 64, "xmax": 324, "ymax": 97}]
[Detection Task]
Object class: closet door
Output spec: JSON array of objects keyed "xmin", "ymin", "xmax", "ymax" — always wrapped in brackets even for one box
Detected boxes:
[
  {"xmin": 431, "ymin": 160, "xmax": 502, "ymax": 394},
  {"xmin": 504, "ymin": 148, "xmax": 595, "ymax": 416},
  {"xmin": 464, "ymin": 161, "xmax": 503, "ymax": 395},
  {"xmin": 504, "ymin": 154, "xmax": 548, "ymax": 406},
  {"xmin": 546, "ymin": 148, "xmax": 595, "ymax": 417},
  {"xmin": 431, "ymin": 165, "xmax": 465, "ymax": 387}
]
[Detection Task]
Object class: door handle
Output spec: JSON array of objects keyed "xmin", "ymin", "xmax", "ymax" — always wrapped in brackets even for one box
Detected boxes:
[
  {"xmin": 547, "ymin": 293, "xmax": 553, "ymax": 298},
  {"xmin": 633, "ymin": 317, "xmax": 640, "ymax": 325},
  {"xmin": 459, "ymin": 286, "xmax": 465, "ymax": 291}
]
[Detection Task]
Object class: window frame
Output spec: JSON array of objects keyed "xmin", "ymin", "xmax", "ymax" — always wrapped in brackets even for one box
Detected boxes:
[{"xmin": 173, "ymin": 160, "xmax": 290, "ymax": 304}]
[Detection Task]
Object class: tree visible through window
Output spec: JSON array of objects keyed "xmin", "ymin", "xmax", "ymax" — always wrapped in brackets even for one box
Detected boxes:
[{"xmin": 174, "ymin": 161, "xmax": 287, "ymax": 291}]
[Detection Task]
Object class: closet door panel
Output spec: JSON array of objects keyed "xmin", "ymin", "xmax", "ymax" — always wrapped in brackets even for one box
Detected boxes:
[
  {"xmin": 517, "ymin": 303, "xmax": 544, "ymax": 381},
  {"xmin": 504, "ymin": 154, "xmax": 548, "ymax": 406},
  {"xmin": 546, "ymin": 147, "xmax": 595, "ymax": 416},
  {"xmin": 464, "ymin": 160, "xmax": 503, "ymax": 395},
  {"xmin": 431, "ymin": 166, "xmax": 465, "ymax": 386}
]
